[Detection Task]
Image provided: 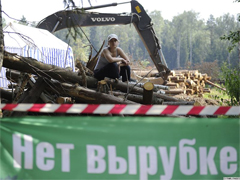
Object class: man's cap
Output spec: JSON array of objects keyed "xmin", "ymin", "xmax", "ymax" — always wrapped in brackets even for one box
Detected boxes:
[{"xmin": 108, "ymin": 34, "xmax": 119, "ymax": 41}]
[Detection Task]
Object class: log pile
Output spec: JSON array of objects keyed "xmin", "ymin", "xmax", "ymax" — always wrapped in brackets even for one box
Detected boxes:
[
  {"xmin": 2, "ymin": 50, "xmax": 226, "ymax": 118},
  {"xmin": 167, "ymin": 70, "xmax": 212, "ymax": 95},
  {"xmin": 132, "ymin": 69, "xmax": 221, "ymax": 96},
  {"xmin": 2, "ymin": 51, "xmax": 194, "ymax": 117}
]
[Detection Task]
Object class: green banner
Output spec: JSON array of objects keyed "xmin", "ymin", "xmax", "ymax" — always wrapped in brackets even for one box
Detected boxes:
[{"xmin": 0, "ymin": 116, "xmax": 239, "ymax": 180}]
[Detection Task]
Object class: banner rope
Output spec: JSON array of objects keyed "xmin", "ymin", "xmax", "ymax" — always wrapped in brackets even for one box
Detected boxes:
[{"xmin": 1, "ymin": 103, "xmax": 239, "ymax": 115}]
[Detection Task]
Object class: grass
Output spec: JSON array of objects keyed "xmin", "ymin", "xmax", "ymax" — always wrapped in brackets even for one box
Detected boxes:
[
  {"xmin": 203, "ymin": 88, "xmax": 230, "ymax": 100},
  {"xmin": 202, "ymin": 85, "xmax": 232, "ymax": 106}
]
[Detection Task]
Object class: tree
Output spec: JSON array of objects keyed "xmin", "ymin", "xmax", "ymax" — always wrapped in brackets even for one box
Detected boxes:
[
  {"xmin": 0, "ymin": 1, "xmax": 3, "ymax": 72},
  {"xmin": 218, "ymin": 0, "xmax": 240, "ymax": 105},
  {"xmin": 220, "ymin": 0, "xmax": 240, "ymax": 64}
]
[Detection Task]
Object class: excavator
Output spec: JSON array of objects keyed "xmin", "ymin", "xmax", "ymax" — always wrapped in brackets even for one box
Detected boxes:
[{"xmin": 37, "ymin": 0, "xmax": 170, "ymax": 80}]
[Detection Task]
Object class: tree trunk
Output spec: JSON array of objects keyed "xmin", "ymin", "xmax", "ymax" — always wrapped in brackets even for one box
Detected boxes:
[
  {"xmin": 143, "ymin": 82, "xmax": 154, "ymax": 104},
  {"xmin": 48, "ymin": 80, "xmax": 136, "ymax": 104},
  {"xmin": 112, "ymin": 91, "xmax": 163, "ymax": 104},
  {"xmin": 0, "ymin": 1, "xmax": 3, "ymax": 71},
  {"xmin": 3, "ymin": 52, "xmax": 98, "ymax": 88},
  {"xmin": 189, "ymin": 31, "xmax": 192, "ymax": 66},
  {"xmin": 104, "ymin": 77, "xmax": 180, "ymax": 102},
  {"xmin": 239, "ymin": 31, "xmax": 240, "ymax": 65},
  {"xmin": 177, "ymin": 36, "xmax": 181, "ymax": 69}
]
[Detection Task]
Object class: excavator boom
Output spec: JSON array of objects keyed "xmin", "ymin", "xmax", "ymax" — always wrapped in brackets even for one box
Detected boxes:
[{"xmin": 37, "ymin": 0, "xmax": 169, "ymax": 78}]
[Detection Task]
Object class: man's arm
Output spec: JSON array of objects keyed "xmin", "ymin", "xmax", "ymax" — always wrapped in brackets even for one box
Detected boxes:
[
  {"xmin": 103, "ymin": 48, "xmax": 128, "ymax": 64},
  {"xmin": 117, "ymin": 47, "xmax": 130, "ymax": 63}
]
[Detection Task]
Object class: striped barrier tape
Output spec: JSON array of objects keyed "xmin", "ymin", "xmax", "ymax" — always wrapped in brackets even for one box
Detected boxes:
[{"xmin": 0, "ymin": 104, "xmax": 239, "ymax": 115}]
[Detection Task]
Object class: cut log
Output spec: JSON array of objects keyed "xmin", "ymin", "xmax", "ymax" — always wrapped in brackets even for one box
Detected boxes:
[
  {"xmin": 173, "ymin": 78, "xmax": 186, "ymax": 83},
  {"xmin": 169, "ymin": 86, "xmax": 177, "ymax": 89},
  {"xmin": 200, "ymin": 80, "xmax": 205, "ymax": 87},
  {"xmin": 202, "ymin": 73, "xmax": 211, "ymax": 80},
  {"xmin": 165, "ymin": 89, "xmax": 186, "ymax": 94},
  {"xmin": 170, "ymin": 70, "xmax": 175, "ymax": 76},
  {"xmin": 134, "ymin": 74, "xmax": 164, "ymax": 85},
  {"xmin": 205, "ymin": 80, "xmax": 226, "ymax": 91},
  {"xmin": 47, "ymin": 80, "xmax": 136, "ymax": 104},
  {"xmin": 168, "ymin": 76, "xmax": 179, "ymax": 82},
  {"xmin": 133, "ymin": 70, "xmax": 159, "ymax": 77},
  {"xmin": 198, "ymin": 73, "xmax": 203, "ymax": 81},
  {"xmin": 162, "ymin": 101, "xmax": 195, "ymax": 105},
  {"xmin": 112, "ymin": 91, "xmax": 163, "ymax": 104},
  {"xmin": 193, "ymin": 80, "xmax": 200, "ymax": 87},
  {"xmin": 128, "ymin": 82, "xmax": 169, "ymax": 91},
  {"xmin": 104, "ymin": 77, "xmax": 180, "ymax": 102},
  {"xmin": 143, "ymin": 82, "xmax": 154, "ymax": 104},
  {"xmin": 186, "ymin": 89, "xmax": 194, "ymax": 95},
  {"xmin": 3, "ymin": 51, "xmax": 98, "ymax": 88},
  {"xmin": 166, "ymin": 82, "xmax": 179, "ymax": 88},
  {"xmin": 175, "ymin": 73, "xmax": 185, "ymax": 77},
  {"xmin": 189, "ymin": 70, "xmax": 198, "ymax": 78},
  {"xmin": 185, "ymin": 79, "xmax": 197, "ymax": 87},
  {"xmin": 148, "ymin": 77, "xmax": 164, "ymax": 85},
  {"xmin": 56, "ymin": 97, "xmax": 73, "ymax": 104},
  {"xmin": 203, "ymin": 88, "xmax": 211, "ymax": 93}
]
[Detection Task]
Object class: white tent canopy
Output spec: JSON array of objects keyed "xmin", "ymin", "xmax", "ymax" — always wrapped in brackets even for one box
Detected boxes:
[{"xmin": 1, "ymin": 22, "xmax": 75, "ymax": 88}]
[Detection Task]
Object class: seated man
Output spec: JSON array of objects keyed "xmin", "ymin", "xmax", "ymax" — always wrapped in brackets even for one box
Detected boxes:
[{"xmin": 94, "ymin": 34, "xmax": 132, "ymax": 82}]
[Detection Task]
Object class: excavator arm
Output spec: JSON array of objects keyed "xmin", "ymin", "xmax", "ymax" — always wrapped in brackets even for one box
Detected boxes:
[{"xmin": 37, "ymin": 0, "xmax": 170, "ymax": 78}]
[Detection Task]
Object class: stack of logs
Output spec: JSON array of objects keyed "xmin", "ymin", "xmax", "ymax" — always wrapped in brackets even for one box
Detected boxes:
[
  {"xmin": 2, "ymin": 51, "xmax": 190, "ymax": 117},
  {"xmin": 166, "ymin": 70, "xmax": 212, "ymax": 95},
  {"xmin": 132, "ymin": 69, "xmax": 219, "ymax": 96}
]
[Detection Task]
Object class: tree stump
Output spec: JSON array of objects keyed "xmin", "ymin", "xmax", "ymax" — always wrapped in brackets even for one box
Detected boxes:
[{"xmin": 143, "ymin": 82, "xmax": 154, "ymax": 104}]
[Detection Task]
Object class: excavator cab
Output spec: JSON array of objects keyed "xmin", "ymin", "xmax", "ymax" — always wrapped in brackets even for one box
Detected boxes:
[{"xmin": 37, "ymin": 0, "xmax": 170, "ymax": 80}]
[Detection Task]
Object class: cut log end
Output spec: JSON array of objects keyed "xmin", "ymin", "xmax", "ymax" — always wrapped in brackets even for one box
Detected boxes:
[{"xmin": 143, "ymin": 82, "xmax": 154, "ymax": 91}]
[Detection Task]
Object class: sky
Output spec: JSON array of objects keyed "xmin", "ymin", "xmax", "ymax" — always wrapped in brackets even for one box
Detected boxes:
[{"xmin": 2, "ymin": 0, "xmax": 240, "ymax": 25}]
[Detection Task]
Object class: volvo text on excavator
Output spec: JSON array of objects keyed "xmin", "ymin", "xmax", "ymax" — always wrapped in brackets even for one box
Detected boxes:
[{"xmin": 37, "ymin": 0, "xmax": 170, "ymax": 80}]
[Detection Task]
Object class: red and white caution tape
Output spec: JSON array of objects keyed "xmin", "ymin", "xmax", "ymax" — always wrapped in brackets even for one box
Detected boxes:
[{"xmin": 1, "ymin": 104, "xmax": 239, "ymax": 115}]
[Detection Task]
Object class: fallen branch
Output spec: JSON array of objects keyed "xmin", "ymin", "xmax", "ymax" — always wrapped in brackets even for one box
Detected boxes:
[
  {"xmin": 3, "ymin": 51, "xmax": 98, "ymax": 88},
  {"xmin": 47, "ymin": 80, "xmax": 136, "ymax": 104},
  {"xmin": 205, "ymin": 80, "xmax": 226, "ymax": 91}
]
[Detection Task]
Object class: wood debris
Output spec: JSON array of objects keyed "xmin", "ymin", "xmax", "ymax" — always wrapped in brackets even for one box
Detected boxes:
[
  {"xmin": 133, "ymin": 69, "xmax": 224, "ymax": 96},
  {"xmin": 1, "ymin": 51, "xmax": 223, "ymax": 117}
]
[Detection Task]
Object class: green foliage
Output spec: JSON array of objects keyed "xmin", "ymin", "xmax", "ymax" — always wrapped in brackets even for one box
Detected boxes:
[
  {"xmin": 220, "ymin": 1, "xmax": 239, "ymax": 52},
  {"xmin": 48, "ymin": 5, "xmax": 239, "ymax": 69},
  {"xmin": 54, "ymin": 27, "xmax": 90, "ymax": 62},
  {"xmin": 220, "ymin": 30, "xmax": 240, "ymax": 52},
  {"xmin": 203, "ymin": 88, "xmax": 230, "ymax": 106},
  {"xmin": 220, "ymin": 62, "xmax": 240, "ymax": 105}
]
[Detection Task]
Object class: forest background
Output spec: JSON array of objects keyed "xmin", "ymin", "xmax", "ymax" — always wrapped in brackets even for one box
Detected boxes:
[{"xmin": 2, "ymin": 9, "xmax": 239, "ymax": 80}]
